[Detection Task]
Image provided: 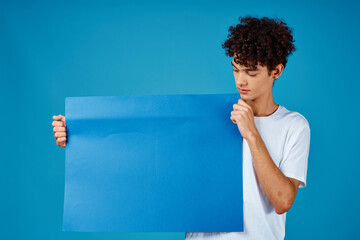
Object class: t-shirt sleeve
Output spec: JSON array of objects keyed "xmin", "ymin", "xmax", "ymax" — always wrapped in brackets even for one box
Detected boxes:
[{"xmin": 279, "ymin": 117, "xmax": 311, "ymax": 188}]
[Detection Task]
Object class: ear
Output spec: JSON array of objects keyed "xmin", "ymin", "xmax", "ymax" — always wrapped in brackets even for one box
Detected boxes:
[{"xmin": 272, "ymin": 63, "xmax": 284, "ymax": 79}]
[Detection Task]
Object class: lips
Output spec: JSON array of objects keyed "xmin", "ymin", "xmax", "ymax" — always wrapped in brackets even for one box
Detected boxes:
[
  {"xmin": 239, "ymin": 89, "xmax": 249, "ymax": 91},
  {"xmin": 238, "ymin": 88, "xmax": 249, "ymax": 93}
]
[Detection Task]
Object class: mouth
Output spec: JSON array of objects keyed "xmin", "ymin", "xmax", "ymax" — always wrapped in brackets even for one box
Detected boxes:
[{"xmin": 238, "ymin": 88, "xmax": 249, "ymax": 94}]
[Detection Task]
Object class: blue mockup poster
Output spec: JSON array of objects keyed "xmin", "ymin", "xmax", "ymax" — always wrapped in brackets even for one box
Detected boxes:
[{"xmin": 63, "ymin": 93, "xmax": 243, "ymax": 232}]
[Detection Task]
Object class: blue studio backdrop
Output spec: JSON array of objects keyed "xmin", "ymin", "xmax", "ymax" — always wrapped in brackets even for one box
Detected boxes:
[{"xmin": 1, "ymin": 0, "xmax": 360, "ymax": 240}]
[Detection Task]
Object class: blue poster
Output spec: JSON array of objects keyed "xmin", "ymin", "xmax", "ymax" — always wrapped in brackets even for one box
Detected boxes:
[{"xmin": 63, "ymin": 93, "xmax": 243, "ymax": 232}]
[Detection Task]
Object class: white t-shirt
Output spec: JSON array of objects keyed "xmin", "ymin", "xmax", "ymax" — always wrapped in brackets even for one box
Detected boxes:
[{"xmin": 185, "ymin": 104, "xmax": 311, "ymax": 240}]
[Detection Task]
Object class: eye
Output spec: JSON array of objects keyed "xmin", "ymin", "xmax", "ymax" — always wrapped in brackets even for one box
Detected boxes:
[{"xmin": 233, "ymin": 69, "xmax": 256, "ymax": 77}]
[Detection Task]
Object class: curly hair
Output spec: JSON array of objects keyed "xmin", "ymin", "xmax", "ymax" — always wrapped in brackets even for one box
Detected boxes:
[{"xmin": 222, "ymin": 16, "xmax": 296, "ymax": 77}]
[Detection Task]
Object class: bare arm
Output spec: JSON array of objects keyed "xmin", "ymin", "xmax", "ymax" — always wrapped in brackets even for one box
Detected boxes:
[{"xmin": 246, "ymin": 132, "xmax": 300, "ymax": 214}]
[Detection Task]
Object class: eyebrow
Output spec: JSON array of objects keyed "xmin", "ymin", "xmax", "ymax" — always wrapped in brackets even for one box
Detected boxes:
[{"xmin": 231, "ymin": 61, "xmax": 259, "ymax": 71}]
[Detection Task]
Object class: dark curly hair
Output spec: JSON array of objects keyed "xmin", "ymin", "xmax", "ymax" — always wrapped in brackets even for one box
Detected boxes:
[{"xmin": 222, "ymin": 16, "xmax": 296, "ymax": 78}]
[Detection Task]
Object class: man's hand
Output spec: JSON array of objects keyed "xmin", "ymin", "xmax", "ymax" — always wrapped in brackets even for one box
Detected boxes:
[{"xmin": 230, "ymin": 99, "xmax": 259, "ymax": 140}]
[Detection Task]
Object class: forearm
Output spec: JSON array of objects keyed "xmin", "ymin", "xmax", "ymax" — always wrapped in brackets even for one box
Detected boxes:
[{"xmin": 246, "ymin": 131, "xmax": 295, "ymax": 214}]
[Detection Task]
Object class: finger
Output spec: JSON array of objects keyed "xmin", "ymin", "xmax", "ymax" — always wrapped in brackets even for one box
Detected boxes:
[
  {"xmin": 57, "ymin": 141, "xmax": 66, "ymax": 147},
  {"xmin": 53, "ymin": 115, "xmax": 62, "ymax": 121},
  {"xmin": 231, "ymin": 112, "xmax": 244, "ymax": 118},
  {"xmin": 231, "ymin": 112, "xmax": 244, "ymax": 120},
  {"xmin": 233, "ymin": 103, "xmax": 248, "ymax": 111},
  {"xmin": 231, "ymin": 108, "xmax": 246, "ymax": 113},
  {"xmin": 230, "ymin": 116, "xmax": 237, "ymax": 124},
  {"xmin": 57, "ymin": 137, "xmax": 67, "ymax": 142},
  {"xmin": 55, "ymin": 132, "xmax": 66, "ymax": 138},
  {"xmin": 57, "ymin": 137, "xmax": 67, "ymax": 144},
  {"xmin": 53, "ymin": 126, "xmax": 66, "ymax": 133},
  {"xmin": 238, "ymin": 99, "xmax": 249, "ymax": 105},
  {"xmin": 53, "ymin": 115, "xmax": 66, "ymax": 122},
  {"xmin": 237, "ymin": 99, "xmax": 253, "ymax": 112},
  {"xmin": 52, "ymin": 121, "xmax": 64, "ymax": 127}
]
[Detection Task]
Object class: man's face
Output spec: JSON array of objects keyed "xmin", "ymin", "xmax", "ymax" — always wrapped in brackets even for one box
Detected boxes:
[{"xmin": 231, "ymin": 56, "xmax": 275, "ymax": 101}]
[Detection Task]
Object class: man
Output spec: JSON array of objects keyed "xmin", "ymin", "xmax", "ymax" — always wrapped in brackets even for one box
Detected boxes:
[
  {"xmin": 52, "ymin": 15, "xmax": 310, "ymax": 240},
  {"xmin": 184, "ymin": 16, "xmax": 310, "ymax": 240}
]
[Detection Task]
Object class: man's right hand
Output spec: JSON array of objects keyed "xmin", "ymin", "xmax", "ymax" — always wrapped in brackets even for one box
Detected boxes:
[{"xmin": 52, "ymin": 114, "xmax": 67, "ymax": 147}]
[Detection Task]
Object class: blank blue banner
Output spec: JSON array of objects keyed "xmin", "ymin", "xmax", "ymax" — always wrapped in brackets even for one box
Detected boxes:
[{"xmin": 63, "ymin": 93, "xmax": 243, "ymax": 232}]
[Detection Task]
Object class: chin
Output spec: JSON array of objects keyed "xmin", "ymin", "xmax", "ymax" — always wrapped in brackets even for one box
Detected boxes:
[
  {"xmin": 239, "ymin": 94, "xmax": 254, "ymax": 101},
  {"xmin": 239, "ymin": 93, "xmax": 249, "ymax": 98}
]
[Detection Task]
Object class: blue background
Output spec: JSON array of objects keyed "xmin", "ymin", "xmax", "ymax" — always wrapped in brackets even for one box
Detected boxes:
[{"xmin": 1, "ymin": 0, "xmax": 359, "ymax": 239}]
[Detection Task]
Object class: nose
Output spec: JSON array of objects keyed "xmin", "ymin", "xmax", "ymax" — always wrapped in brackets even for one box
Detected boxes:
[{"xmin": 234, "ymin": 72, "xmax": 248, "ymax": 88}]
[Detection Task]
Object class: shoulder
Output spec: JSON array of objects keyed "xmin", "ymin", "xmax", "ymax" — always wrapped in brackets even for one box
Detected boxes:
[
  {"xmin": 279, "ymin": 105, "xmax": 310, "ymax": 132},
  {"xmin": 276, "ymin": 106, "xmax": 311, "ymax": 155}
]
